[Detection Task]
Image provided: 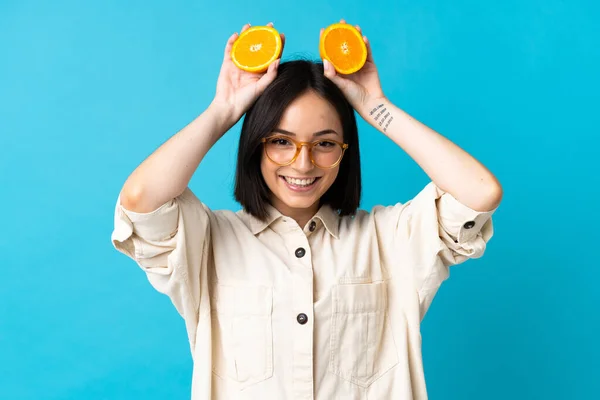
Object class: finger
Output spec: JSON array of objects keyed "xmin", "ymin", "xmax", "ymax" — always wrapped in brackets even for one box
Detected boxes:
[
  {"xmin": 320, "ymin": 27, "xmax": 324, "ymax": 38},
  {"xmin": 241, "ymin": 23, "xmax": 251, "ymax": 32},
  {"xmin": 322, "ymin": 59, "xmax": 337, "ymax": 80},
  {"xmin": 355, "ymin": 25, "xmax": 362, "ymax": 34},
  {"xmin": 280, "ymin": 33, "xmax": 286, "ymax": 48},
  {"xmin": 267, "ymin": 22, "xmax": 274, "ymax": 27},
  {"xmin": 255, "ymin": 58, "xmax": 280, "ymax": 93},
  {"xmin": 364, "ymin": 36, "xmax": 374, "ymax": 62},
  {"xmin": 323, "ymin": 59, "xmax": 348, "ymax": 90},
  {"xmin": 224, "ymin": 32, "xmax": 239, "ymax": 59},
  {"xmin": 340, "ymin": 19, "xmax": 346, "ymax": 24}
]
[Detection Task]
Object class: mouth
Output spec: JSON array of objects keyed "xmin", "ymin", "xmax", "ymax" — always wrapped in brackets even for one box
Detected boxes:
[{"xmin": 279, "ymin": 175, "xmax": 321, "ymax": 192}]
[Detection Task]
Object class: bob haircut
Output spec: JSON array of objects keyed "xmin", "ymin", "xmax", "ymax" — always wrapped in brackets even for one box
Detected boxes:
[{"xmin": 234, "ymin": 60, "xmax": 362, "ymax": 221}]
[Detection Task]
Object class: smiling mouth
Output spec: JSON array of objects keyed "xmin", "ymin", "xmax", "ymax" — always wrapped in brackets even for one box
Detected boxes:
[{"xmin": 280, "ymin": 176, "xmax": 321, "ymax": 188}]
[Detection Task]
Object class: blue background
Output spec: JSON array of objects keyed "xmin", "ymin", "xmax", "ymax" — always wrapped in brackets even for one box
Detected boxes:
[{"xmin": 1, "ymin": 0, "xmax": 598, "ymax": 399}]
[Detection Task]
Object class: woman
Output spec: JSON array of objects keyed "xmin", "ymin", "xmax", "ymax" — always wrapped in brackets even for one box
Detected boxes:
[{"xmin": 112, "ymin": 21, "xmax": 502, "ymax": 400}]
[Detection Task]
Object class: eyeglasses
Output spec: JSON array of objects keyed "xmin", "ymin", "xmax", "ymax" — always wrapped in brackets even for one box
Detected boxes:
[{"xmin": 261, "ymin": 135, "xmax": 349, "ymax": 169}]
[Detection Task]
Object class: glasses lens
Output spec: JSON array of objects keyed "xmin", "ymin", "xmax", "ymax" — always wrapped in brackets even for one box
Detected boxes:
[
  {"xmin": 265, "ymin": 137, "xmax": 297, "ymax": 165},
  {"xmin": 311, "ymin": 140, "xmax": 343, "ymax": 168},
  {"xmin": 264, "ymin": 137, "xmax": 344, "ymax": 167}
]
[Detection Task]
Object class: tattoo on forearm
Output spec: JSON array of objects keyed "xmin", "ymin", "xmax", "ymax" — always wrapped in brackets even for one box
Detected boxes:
[
  {"xmin": 369, "ymin": 104, "xmax": 384, "ymax": 115},
  {"xmin": 369, "ymin": 103, "xmax": 394, "ymax": 133}
]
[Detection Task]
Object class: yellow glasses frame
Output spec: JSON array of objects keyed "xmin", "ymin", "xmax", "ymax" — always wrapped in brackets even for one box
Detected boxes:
[{"xmin": 261, "ymin": 135, "xmax": 349, "ymax": 169}]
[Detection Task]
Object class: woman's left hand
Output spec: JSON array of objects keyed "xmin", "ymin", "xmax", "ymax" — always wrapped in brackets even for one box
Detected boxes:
[{"xmin": 322, "ymin": 21, "xmax": 386, "ymax": 118}]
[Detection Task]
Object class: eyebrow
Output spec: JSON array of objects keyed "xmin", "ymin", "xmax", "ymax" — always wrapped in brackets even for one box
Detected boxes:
[{"xmin": 272, "ymin": 128, "xmax": 340, "ymax": 137}]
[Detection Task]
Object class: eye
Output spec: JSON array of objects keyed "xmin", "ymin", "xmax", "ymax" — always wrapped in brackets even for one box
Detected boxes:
[
  {"xmin": 315, "ymin": 140, "xmax": 336, "ymax": 148},
  {"xmin": 269, "ymin": 137, "xmax": 291, "ymax": 146}
]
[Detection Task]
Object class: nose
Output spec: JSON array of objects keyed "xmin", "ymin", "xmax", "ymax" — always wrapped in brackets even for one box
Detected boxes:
[{"xmin": 292, "ymin": 144, "xmax": 314, "ymax": 172}]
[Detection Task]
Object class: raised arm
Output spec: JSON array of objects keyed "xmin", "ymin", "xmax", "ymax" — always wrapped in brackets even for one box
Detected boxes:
[
  {"xmin": 120, "ymin": 23, "xmax": 285, "ymax": 213},
  {"xmin": 322, "ymin": 21, "xmax": 502, "ymax": 211},
  {"xmin": 358, "ymin": 100, "xmax": 502, "ymax": 212}
]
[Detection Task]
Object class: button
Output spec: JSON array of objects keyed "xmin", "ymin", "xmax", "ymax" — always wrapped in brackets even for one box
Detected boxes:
[
  {"xmin": 295, "ymin": 247, "xmax": 306, "ymax": 258},
  {"xmin": 463, "ymin": 221, "xmax": 476, "ymax": 229},
  {"xmin": 297, "ymin": 313, "xmax": 308, "ymax": 325},
  {"xmin": 309, "ymin": 221, "xmax": 316, "ymax": 232}
]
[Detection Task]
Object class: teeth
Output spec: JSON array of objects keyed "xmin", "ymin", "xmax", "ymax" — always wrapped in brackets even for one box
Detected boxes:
[{"xmin": 284, "ymin": 177, "xmax": 317, "ymax": 186}]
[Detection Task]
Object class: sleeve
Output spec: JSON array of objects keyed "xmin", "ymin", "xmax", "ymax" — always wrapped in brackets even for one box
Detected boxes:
[
  {"xmin": 110, "ymin": 187, "xmax": 212, "ymax": 350},
  {"xmin": 374, "ymin": 182, "xmax": 496, "ymax": 318}
]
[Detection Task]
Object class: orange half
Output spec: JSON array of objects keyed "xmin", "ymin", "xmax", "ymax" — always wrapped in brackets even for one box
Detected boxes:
[
  {"xmin": 320, "ymin": 23, "xmax": 367, "ymax": 75},
  {"xmin": 231, "ymin": 26, "xmax": 282, "ymax": 73}
]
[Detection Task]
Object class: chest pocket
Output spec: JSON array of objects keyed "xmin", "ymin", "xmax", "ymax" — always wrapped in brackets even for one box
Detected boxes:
[
  {"xmin": 329, "ymin": 281, "xmax": 399, "ymax": 388},
  {"xmin": 210, "ymin": 283, "xmax": 273, "ymax": 390}
]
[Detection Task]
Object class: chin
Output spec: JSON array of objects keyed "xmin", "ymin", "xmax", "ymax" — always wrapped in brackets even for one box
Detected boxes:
[
  {"xmin": 276, "ymin": 191, "xmax": 320, "ymax": 210},
  {"xmin": 282, "ymin": 197, "xmax": 319, "ymax": 211}
]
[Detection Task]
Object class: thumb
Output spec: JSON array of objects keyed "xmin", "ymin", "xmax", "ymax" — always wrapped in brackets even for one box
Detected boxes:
[
  {"xmin": 255, "ymin": 59, "xmax": 280, "ymax": 93},
  {"xmin": 323, "ymin": 59, "xmax": 347, "ymax": 89}
]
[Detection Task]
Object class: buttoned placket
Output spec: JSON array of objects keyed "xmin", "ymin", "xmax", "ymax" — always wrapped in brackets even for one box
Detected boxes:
[{"xmin": 283, "ymin": 219, "xmax": 315, "ymax": 400}]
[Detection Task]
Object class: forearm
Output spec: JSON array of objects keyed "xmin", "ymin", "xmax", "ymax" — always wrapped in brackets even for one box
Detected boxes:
[
  {"xmin": 361, "ymin": 98, "xmax": 502, "ymax": 211},
  {"xmin": 120, "ymin": 102, "xmax": 235, "ymax": 213}
]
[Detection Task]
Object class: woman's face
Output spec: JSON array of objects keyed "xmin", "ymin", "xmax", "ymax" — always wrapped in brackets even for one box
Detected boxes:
[{"xmin": 261, "ymin": 90, "xmax": 344, "ymax": 217}]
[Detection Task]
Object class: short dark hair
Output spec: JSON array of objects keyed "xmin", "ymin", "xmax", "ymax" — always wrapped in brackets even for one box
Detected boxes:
[{"xmin": 234, "ymin": 60, "xmax": 362, "ymax": 221}]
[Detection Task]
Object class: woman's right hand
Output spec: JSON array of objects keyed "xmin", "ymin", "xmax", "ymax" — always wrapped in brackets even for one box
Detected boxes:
[{"xmin": 211, "ymin": 22, "xmax": 285, "ymax": 128}]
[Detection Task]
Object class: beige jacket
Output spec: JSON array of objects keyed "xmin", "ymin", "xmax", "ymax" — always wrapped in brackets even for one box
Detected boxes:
[{"xmin": 111, "ymin": 182, "xmax": 495, "ymax": 399}]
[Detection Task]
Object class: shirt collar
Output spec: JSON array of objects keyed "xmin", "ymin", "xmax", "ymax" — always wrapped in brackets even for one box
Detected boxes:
[
  {"xmin": 240, "ymin": 203, "xmax": 340, "ymax": 239},
  {"xmin": 312, "ymin": 204, "xmax": 340, "ymax": 239}
]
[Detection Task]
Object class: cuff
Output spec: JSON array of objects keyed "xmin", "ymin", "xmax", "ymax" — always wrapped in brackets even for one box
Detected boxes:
[
  {"xmin": 437, "ymin": 190, "xmax": 496, "ymax": 244},
  {"xmin": 111, "ymin": 195, "xmax": 179, "ymax": 243}
]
